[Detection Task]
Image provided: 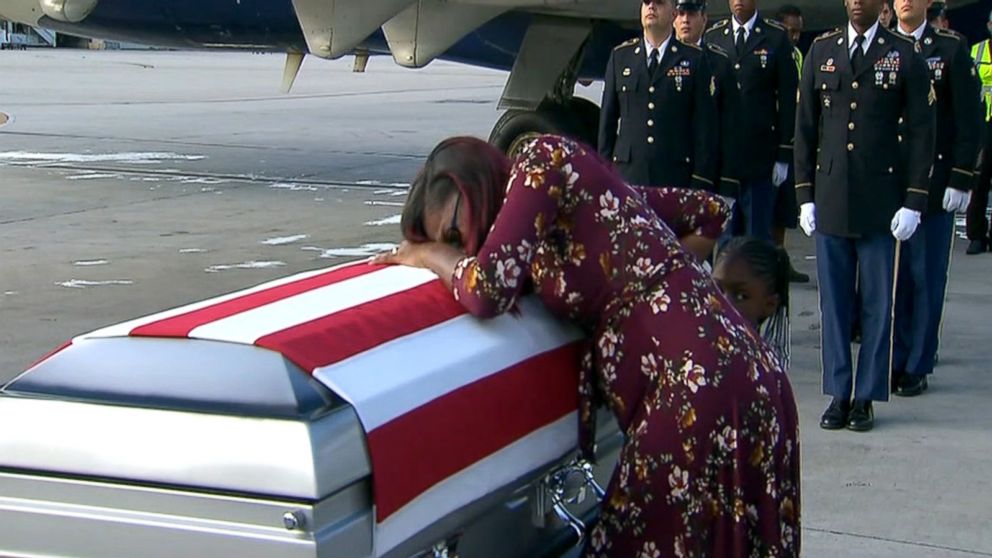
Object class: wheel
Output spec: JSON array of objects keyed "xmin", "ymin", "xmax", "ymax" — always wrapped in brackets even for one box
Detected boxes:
[
  {"xmin": 489, "ymin": 106, "xmax": 582, "ymax": 157},
  {"xmin": 565, "ymin": 97, "xmax": 601, "ymax": 148}
]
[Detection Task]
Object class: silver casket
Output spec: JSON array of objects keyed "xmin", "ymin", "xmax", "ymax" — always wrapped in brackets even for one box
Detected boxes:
[{"xmin": 0, "ymin": 262, "xmax": 621, "ymax": 557}]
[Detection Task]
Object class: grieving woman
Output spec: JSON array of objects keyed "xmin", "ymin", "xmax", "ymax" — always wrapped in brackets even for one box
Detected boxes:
[{"xmin": 373, "ymin": 135, "xmax": 800, "ymax": 557}]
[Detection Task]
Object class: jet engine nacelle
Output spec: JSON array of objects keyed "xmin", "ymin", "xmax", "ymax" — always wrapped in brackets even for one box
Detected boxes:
[{"xmin": 39, "ymin": 0, "xmax": 97, "ymax": 22}]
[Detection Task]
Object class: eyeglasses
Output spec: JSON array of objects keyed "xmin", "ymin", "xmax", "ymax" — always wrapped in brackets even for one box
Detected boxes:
[{"xmin": 442, "ymin": 192, "xmax": 463, "ymax": 247}]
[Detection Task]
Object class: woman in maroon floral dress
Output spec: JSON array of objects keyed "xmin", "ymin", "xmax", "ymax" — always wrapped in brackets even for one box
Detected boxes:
[{"xmin": 374, "ymin": 135, "xmax": 800, "ymax": 557}]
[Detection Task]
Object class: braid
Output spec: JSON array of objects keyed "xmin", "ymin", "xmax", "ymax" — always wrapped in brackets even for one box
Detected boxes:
[{"xmin": 716, "ymin": 237, "xmax": 792, "ymax": 368}]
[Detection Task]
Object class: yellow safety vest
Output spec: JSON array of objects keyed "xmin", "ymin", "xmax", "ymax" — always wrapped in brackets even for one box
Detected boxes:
[{"xmin": 971, "ymin": 39, "xmax": 992, "ymax": 121}]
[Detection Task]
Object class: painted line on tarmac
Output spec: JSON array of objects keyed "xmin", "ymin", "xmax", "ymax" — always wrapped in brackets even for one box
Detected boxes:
[
  {"xmin": 0, "ymin": 130, "xmax": 427, "ymax": 159},
  {"xmin": 806, "ymin": 527, "xmax": 992, "ymax": 556},
  {"xmin": 14, "ymin": 163, "xmax": 410, "ymax": 191}
]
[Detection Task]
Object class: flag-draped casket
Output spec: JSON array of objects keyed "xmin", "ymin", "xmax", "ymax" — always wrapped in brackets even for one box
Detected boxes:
[{"xmin": 0, "ymin": 262, "xmax": 621, "ymax": 557}]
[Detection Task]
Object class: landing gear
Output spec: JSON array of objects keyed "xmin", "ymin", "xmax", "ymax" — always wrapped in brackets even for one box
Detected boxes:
[{"xmin": 488, "ymin": 99, "xmax": 601, "ymax": 158}]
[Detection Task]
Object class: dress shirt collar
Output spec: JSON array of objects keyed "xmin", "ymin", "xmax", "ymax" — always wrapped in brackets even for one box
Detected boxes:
[
  {"xmin": 732, "ymin": 11, "xmax": 759, "ymax": 38},
  {"xmin": 897, "ymin": 20, "xmax": 928, "ymax": 42},
  {"xmin": 847, "ymin": 20, "xmax": 880, "ymax": 55},
  {"xmin": 644, "ymin": 33, "xmax": 672, "ymax": 63}
]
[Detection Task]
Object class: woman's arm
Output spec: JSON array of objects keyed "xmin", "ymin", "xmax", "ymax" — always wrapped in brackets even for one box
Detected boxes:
[
  {"xmin": 630, "ymin": 186, "xmax": 730, "ymax": 260},
  {"xmin": 376, "ymin": 136, "xmax": 568, "ymax": 318}
]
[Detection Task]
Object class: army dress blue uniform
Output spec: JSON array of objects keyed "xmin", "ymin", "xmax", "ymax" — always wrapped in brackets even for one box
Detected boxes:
[
  {"xmin": 795, "ymin": 23, "xmax": 935, "ymax": 407},
  {"xmin": 702, "ymin": 41, "xmax": 742, "ymax": 199},
  {"xmin": 705, "ymin": 13, "xmax": 798, "ymax": 241},
  {"xmin": 598, "ymin": 36, "xmax": 717, "ymax": 190},
  {"xmin": 892, "ymin": 24, "xmax": 981, "ymax": 391}
]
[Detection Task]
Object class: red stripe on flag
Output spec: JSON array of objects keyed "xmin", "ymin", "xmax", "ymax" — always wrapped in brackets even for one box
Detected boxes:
[
  {"xmin": 368, "ymin": 344, "xmax": 581, "ymax": 522},
  {"xmin": 130, "ymin": 263, "xmax": 383, "ymax": 338},
  {"xmin": 254, "ymin": 280, "xmax": 465, "ymax": 373}
]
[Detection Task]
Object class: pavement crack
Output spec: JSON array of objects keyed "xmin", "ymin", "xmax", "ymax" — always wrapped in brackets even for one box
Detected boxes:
[{"xmin": 806, "ymin": 527, "xmax": 992, "ymax": 556}]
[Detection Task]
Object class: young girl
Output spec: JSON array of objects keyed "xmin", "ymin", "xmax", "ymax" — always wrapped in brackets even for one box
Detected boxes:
[{"xmin": 713, "ymin": 237, "xmax": 791, "ymax": 367}]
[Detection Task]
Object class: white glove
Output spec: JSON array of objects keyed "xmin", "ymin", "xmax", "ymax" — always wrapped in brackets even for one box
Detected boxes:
[
  {"xmin": 942, "ymin": 188, "xmax": 971, "ymax": 213},
  {"xmin": 890, "ymin": 207, "xmax": 922, "ymax": 241},
  {"xmin": 772, "ymin": 162, "xmax": 790, "ymax": 187},
  {"xmin": 799, "ymin": 202, "xmax": 816, "ymax": 236}
]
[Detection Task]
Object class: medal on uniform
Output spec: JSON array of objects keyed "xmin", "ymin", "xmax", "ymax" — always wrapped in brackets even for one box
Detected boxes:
[
  {"xmin": 876, "ymin": 71, "xmax": 884, "ymax": 86},
  {"xmin": 623, "ymin": 67, "xmax": 631, "ymax": 77},
  {"xmin": 823, "ymin": 96, "xmax": 831, "ymax": 108},
  {"xmin": 889, "ymin": 71, "xmax": 898, "ymax": 85},
  {"xmin": 675, "ymin": 75, "xmax": 683, "ymax": 91}
]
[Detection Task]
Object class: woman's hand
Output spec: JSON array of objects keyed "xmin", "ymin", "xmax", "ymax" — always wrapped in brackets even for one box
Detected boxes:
[
  {"xmin": 370, "ymin": 241, "xmax": 467, "ymax": 289},
  {"xmin": 370, "ymin": 240, "xmax": 430, "ymax": 268}
]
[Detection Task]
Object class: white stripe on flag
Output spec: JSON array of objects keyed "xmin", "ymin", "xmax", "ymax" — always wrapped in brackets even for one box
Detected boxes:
[
  {"xmin": 78, "ymin": 265, "xmax": 344, "ymax": 340},
  {"xmin": 374, "ymin": 412, "xmax": 577, "ymax": 555},
  {"xmin": 188, "ymin": 266, "xmax": 437, "ymax": 345},
  {"xmin": 313, "ymin": 297, "xmax": 582, "ymax": 432}
]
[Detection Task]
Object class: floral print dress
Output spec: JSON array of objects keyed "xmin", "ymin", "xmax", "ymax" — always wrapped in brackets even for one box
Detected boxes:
[{"xmin": 451, "ymin": 136, "xmax": 800, "ymax": 557}]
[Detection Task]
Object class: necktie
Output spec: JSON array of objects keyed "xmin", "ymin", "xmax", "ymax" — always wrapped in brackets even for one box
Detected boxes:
[
  {"xmin": 851, "ymin": 34, "xmax": 865, "ymax": 73},
  {"xmin": 649, "ymin": 49, "xmax": 659, "ymax": 77},
  {"xmin": 735, "ymin": 26, "xmax": 747, "ymax": 57}
]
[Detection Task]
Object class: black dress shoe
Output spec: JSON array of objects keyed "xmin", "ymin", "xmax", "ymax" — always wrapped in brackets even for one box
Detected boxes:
[
  {"xmin": 894, "ymin": 375, "xmax": 928, "ymax": 397},
  {"xmin": 847, "ymin": 400, "xmax": 874, "ymax": 432},
  {"xmin": 891, "ymin": 371, "xmax": 904, "ymax": 393},
  {"xmin": 820, "ymin": 397, "xmax": 851, "ymax": 430},
  {"xmin": 966, "ymin": 239, "xmax": 988, "ymax": 255}
]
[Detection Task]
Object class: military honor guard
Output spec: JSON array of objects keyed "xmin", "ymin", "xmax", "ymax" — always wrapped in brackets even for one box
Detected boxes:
[
  {"xmin": 598, "ymin": 0, "xmax": 717, "ymax": 190},
  {"xmin": 673, "ymin": 0, "xmax": 741, "ymax": 199},
  {"xmin": 795, "ymin": 0, "xmax": 935, "ymax": 431},
  {"xmin": 704, "ymin": 0, "xmax": 798, "ymax": 242},
  {"xmin": 891, "ymin": 0, "xmax": 981, "ymax": 396}
]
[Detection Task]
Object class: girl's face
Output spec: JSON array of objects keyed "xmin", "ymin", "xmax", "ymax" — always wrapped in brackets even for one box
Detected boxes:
[{"xmin": 713, "ymin": 257, "xmax": 780, "ymax": 326}]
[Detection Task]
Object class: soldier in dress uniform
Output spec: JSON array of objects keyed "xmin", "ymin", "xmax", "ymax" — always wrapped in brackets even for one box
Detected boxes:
[
  {"xmin": 599, "ymin": 0, "xmax": 717, "ymax": 190},
  {"xmin": 795, "ymin": 0, "xmax": 935, "ymax": 432},
  {"xmin": 704, "ymin": 0, "xmax": 798, "ymax": 242},
  {"xmin": 673, "ymin": 0, "xmax": 741, "ymax": 200},
  {"xmin": 891, "ymin": 0, "xmax": 980, "ymax": 396}
]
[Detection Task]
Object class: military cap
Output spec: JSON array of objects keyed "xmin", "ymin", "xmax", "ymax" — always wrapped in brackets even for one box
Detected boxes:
[{"xmin": 674, "ymin": 0, "xmax": 706, "ymax": 11}]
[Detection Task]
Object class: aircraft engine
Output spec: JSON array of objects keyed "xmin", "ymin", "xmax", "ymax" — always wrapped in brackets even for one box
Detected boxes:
[{"xmin": 39, "ymin": 0, "xmax": 97, "ymax": 23}]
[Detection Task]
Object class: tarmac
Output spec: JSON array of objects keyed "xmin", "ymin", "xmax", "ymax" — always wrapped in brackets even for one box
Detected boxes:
[{"xmin": 1, "ymin": 50, "xmax": 990, "ymax": 557}]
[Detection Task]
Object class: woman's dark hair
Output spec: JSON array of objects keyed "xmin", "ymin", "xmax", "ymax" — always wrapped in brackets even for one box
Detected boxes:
[
  {"xmin": 401, "ymin": 137, "xmax": 510, "ymax": 255},
  {"xmin": 717, "ymin": 237, "xmax": 791, "ymax": 366}
]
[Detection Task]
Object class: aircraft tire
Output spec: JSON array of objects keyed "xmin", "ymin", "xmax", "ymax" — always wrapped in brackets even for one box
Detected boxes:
[
  {"xmin": 489, "ymin": 107, "xmax": 583, "ymax": 157},
  {"xmin": 565, "ymin": 97, "xmax": 601, "ymax": 148}
]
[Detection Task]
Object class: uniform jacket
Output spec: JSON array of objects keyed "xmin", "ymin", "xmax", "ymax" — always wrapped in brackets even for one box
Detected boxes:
[
  {"xmin": 598, "ymin": 36, "xmax": 717, "ymax": 190},
  {"xmin": 795, "ymin": 25, "xmax": 936, "ymax": 237},
  {"xmin": 905, "ymin": 24, "xmax": 981, "ymax": 212},
  {"xmin": 704, "ymin": 14, "xmax": 798, "ymax": 180},
  {"xmin": 703, "ymin": 41, "xmax": 742, "ymax": 198}
]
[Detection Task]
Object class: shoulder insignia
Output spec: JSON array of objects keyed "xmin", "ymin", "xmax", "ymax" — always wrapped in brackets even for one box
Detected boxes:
[
  {"xmin": 684, "ymin": 41, "xmax": 702, "ymax": 51},
  {"xmin": 890, "ymin": 31, "xmax": 915, "ymax": 45},
  {"xmin": 814, "ymin": 29, "xmax": 843, "ymax": 43},
  {"xmin": 929, "ymin": 82, "xmax": 937, "ymax": 106},
  {"xmin": 763, "ymin": 18, "xmax": 785, "ymax": 31},
  {"xmin": 707, "ymin": 43, "xmax": 730, "ymax": 58},
  {"xmin": 710, "ymin": 19, "xmax": 729, "ymax": 29},
  {"xmin": 934, "ymin": 28, "xmax": 962, "ymax": 42},
  {"xmin": 614, "ymin": 37, "xmax": 640, "ymax": 51}
]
